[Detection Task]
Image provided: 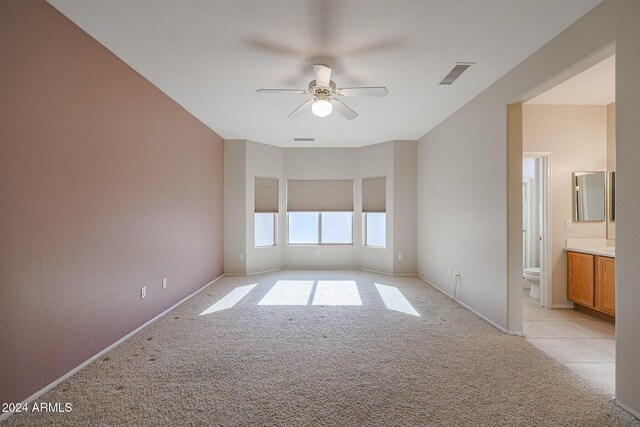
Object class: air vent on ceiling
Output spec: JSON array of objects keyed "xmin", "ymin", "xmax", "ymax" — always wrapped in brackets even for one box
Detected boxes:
[
  {"xmin": 294, "ymin": 138, "xmax": 315, "ymax": 142},
  {"xmin": 439, "ymin": 62, "xmax": 475, "ymax": 85}
]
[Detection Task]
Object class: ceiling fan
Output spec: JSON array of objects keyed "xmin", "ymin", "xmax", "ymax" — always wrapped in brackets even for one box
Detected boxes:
[{"xmin": 256, "ymin": 64, "xmax": 388, "ymax": 120}]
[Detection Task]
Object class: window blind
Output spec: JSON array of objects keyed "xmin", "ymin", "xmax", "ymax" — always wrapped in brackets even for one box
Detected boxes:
[
  {"xmin": 287, "ymin": 179, "xmax": 354, "ymax": 212},
  {"xmin": 255, "ymin": 176, "xmax": 279, "ymax": 213},
  {"xmin": 362, "ymin": 176, "xmax": 386, "ymax": 212}
]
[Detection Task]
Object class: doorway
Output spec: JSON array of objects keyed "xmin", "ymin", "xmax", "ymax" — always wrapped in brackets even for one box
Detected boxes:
[
  {"xmin": 509, "ymin": 51, "xmax": 617, "ymax": 396},
  {"xmin": 522, "ymin": 153, "xmax": 550, "ymax": 308}
]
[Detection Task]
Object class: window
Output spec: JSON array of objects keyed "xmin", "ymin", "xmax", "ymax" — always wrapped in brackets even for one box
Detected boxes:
[
  {"xmin": 254, "ymin": 176, "xmax": 278, "ymax": 247},
  {"xmin": 321, "ymin": 212, "xmax": 353, "ymax": 244},
  {"xmin": 286, "ymin": 179, "xmax": 354, "ymax": 245},
  {"xmin": 254, "ymin": 213, "xmax": 276, "ymax": 247},
  {"xmin": 362, "ymin": 176, "xmax": 386, "ymax": 248},
  {"xmin": 288, "ymin": 212, "xmax": 319, "ymax": 244},
  {"xmin": 287, "ymin": 212, "xmax": 353, "ymax": 245},
  {"xmin": 365, "ymin": 212, "xmax": 386, "ymax": 247}
]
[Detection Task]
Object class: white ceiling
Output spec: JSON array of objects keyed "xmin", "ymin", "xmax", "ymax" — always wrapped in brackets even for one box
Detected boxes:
[
  {"xmin": 526, "ymin": 55, "xmax": 615, "ymax": 105},
  {"xmin": 48, "ymin": 0, "xmax": 603, "ymax": 147}
]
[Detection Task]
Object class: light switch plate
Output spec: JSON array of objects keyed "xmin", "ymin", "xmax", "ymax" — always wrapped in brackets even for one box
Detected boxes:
[
  {"xmin": 162, "ymin": 278, "xmax": 167, "ymax": 289},
  {"xmin": 141, "ymin": 286, "xmax": 146, "ymax": 299},
  {"xmin": 565, "ymin": 219, "xmax": 572, "ymax": 229}
]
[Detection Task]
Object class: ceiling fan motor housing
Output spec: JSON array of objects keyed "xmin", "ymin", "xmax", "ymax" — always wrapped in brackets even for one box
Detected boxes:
[{"xmin": 309, "ymin": 79, "xmax": 337, "ymax": 99}]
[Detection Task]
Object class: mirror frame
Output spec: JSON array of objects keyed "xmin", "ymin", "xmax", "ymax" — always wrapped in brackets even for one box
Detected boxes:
[{"xmin": 573, "ymin": 171, "xmax": 606, "ymax": 222}]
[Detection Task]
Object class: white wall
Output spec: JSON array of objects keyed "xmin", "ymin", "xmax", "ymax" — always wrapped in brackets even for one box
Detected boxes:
[
  {"xmin": 283, "ymin": 147, "xmax": 360, "ymax": 269},
  {"xmin": 223, "ymin": 140, "xmax": 246, "ymax": 274},
  {"xmin": 416, "ymin": 0, "xmax": 640, "ymax": 414},
  {"xmin": 245, "ymin": 140, "xmax": 284, "ymax": 274},
  {"xmin": 523, "ymin": 105, "xmax": 608, "ymax": 305},
  {"xmin": 606, "ymin": 102, "xmax": 616, "ymax": 240},
  {"xmin": 225, "ymin": 140, "xmax": 417, "ymax": 275},
  {"xmin": 357, "ymin": 142, "xmax": 394, "ymax": 273},
  {"xmin": 393, "ymin": 141, "xmax": 418, "ymax": 274}
]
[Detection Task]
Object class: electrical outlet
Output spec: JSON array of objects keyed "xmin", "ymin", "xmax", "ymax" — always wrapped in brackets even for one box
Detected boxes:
[
  {"xmin": 141, "ymin": 286, "xmax": 146, "ymax": 299},
  {"xmin": 398, "ymin": 253, "xmax": 403, "ymax": 260},
  {"xmin": 448, "ymin": 267, "xmax": 453, "ymax": 277},
  {"xmin": 565, "ymin": 219, "xmax": 572, "ymax": 229},
  {"xmin": 162, "ymin": 278, "xmax": 167, "ymax": 289},
  {"xmin": 238, "ymin": 253, "xmax": 244, "ymax": 261}
]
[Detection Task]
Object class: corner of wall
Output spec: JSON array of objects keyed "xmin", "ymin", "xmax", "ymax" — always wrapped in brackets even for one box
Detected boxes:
[
  {"xmin": 224, "ymin": 140, "xmax": 247, "ymax": 274},
  {"xmin": 393, "ymin": 141, "xmax": 418, "ymax": 275}
]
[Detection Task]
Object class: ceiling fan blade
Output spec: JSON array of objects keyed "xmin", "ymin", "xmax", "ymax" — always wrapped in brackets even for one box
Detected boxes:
[
  {"xmin": 287, "ymin": 100, "xmax": 313, "ymax": 119},
  {"xmin": 330, "ymin": 99, "xmax": 358, "ymax": 120},
  {"xmin": 257, "ymin": 89, "xmax": 307, "ymax": 94},
  {"xmin": 338, "ymin": 87, "xmax": 389, "ymax": 97},
  {"xmin": 314, "ymin": 64, "xmax": 332, "ymax": 87}
]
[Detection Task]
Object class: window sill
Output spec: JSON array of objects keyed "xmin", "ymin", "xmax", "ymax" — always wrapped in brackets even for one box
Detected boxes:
[{"xmin": 287, "ymin": 244, "xmax": 354, "ymax": 247}]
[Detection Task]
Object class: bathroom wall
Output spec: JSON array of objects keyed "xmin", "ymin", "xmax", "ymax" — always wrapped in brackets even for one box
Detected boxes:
[
  {"xmin": 606, "ymin": 102, "xmax": 616, "ymax": 240},
  {"xmin": 523, "ymin": 105, "xmax": 607, "ymax": 306}
]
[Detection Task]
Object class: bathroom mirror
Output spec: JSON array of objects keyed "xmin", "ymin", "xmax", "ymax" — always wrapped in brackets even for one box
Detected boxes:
[
  {"xmin": 607, "ymin": 171, "xmax": 616, "ymax": 239},
  {"xmin": 574, "ymin": 171, "xmax": 606, "ymax": 221},
  {"xmin": 608, "ymin": 171, "xmax": 615, "ymax": 222}
]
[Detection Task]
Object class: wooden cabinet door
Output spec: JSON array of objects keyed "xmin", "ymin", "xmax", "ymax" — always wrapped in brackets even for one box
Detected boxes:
[
  {"xmin": 567, "ymin": 252, "xmax": 594, "ymax": 307},
  {"xmin": 595, "ymin": 256, "xmax": 616, "ymax": 315}
]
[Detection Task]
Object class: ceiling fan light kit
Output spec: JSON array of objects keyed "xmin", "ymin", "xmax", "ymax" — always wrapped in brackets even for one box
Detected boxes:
[
  {"xmin": 257, "ymin": 64, "xmax": 388, "ymax": 120},
  {"xmin": 311, "ymin": 98, "xmax": 332, "ymax": 117}
]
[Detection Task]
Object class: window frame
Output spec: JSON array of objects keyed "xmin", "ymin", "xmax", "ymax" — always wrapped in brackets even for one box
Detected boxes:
[
  {"xmin": 254, "ymin": 212, "xmax": 277, "ymax": 248},
  {"xmin": 364, "ymin": 211, "xmax": 387, "ymax": 249},
  {"xmin": 286, "ymin": 211, "xmax": 354, "ymax": 246}
]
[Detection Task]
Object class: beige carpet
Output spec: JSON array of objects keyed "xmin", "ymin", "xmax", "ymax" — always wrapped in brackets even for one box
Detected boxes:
[{"xmin": 5, "ymin": 270, "xmax": 639, "ymax": 426}]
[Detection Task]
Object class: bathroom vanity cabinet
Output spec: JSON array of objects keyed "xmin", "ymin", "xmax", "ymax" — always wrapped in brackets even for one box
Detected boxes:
[
  {"xmin": 595, "ymin": 256, "xmax": 615, "ymax": 315},
  {"xmin": 567, "ymin": 251, "xmax": 615, "ymax": 316}
]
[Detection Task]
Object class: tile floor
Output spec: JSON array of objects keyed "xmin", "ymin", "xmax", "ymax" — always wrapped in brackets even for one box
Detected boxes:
[{"xmin": 523, "ymin": 289, "xmax": 615, "ymax": 395}]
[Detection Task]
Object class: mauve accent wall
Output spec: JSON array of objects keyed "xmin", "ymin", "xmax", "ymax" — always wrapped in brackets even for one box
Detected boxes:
[{"xmin": 0, "ymin": 1, "xmax": 224, "ymax": 406}]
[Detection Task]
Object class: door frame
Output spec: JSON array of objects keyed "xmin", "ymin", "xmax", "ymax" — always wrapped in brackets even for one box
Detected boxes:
[{"xmin": 523, "ymin": 152, "xmax": 552, "ymax": 308}]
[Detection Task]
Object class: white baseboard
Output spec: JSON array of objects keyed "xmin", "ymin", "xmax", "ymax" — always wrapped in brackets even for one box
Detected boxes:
[
  {"xmin": 227, "ymin": 267, "xmax": 418, "ymax": 277},
  {"xmin": 550, "ymin": 303, "xmax": 574, "ymax": 309},
  {"xmin": 614, "ymin": 398, "xmax": 640, "ymax": 420},
  {"xmin": 416, "ymin": 275, "xmax": 519, "ymax": 335},
  {"xmin": 418, "ymin": 274, "xmax": 454, "ymax": 298},
  {"xmin": 247, "ymin": 268, "xmax": 282, "ymax": 276},
  {"xmin": 0, "ymin": 274, "xmax": 224, "ymax": 422},
  {"xmin": 282, "ymin": 267, "xmax": 355, "ymax": 272},
  {"xmin": 359, "ymin": 267, "xmax": 416, "ymax": 277}
]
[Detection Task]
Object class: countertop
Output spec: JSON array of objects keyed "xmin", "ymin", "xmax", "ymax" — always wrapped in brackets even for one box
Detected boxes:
[{"xmin": 564, "ymin": 238, "xmax": 615, "ymax": 258}]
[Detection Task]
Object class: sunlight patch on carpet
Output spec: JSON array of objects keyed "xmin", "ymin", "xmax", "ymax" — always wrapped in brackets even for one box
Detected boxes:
[
  {"xmin": 258, "ymin": 280, "xmax": 314, "ymax": 305},
  {"xmin": 312, "ymin": 280, "xmax": 362, "ymax": 306},
  {"xmin": 200, "ymin": 283, "xmax": 258, "ymax": 315},
  {"xmin": 375, "ymin": 283, "xmax": 420, "ymax": 316}
]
